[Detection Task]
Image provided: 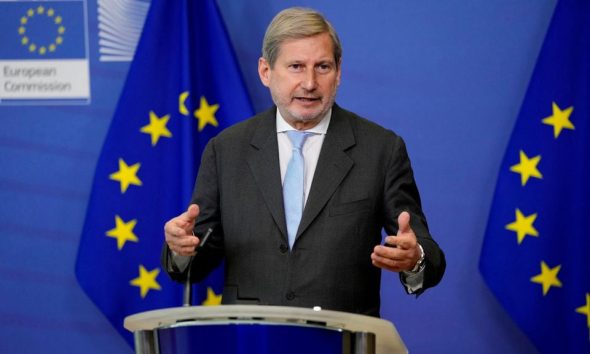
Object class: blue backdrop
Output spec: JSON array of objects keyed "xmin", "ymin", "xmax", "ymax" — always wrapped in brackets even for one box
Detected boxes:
[{"xmin": 0, "ymin": 0, "xmax": 558, "ymax": 353}]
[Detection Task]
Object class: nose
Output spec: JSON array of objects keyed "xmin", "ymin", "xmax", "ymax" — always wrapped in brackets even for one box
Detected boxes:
[{"xmin": 301, "ymin": 69, "xmax": 318, "ymax": 91}]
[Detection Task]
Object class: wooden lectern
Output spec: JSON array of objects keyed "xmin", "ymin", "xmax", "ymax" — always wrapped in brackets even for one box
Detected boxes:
[{"xmin": 124, "ymin": 305, "xmax": 407, "ymax": 354}]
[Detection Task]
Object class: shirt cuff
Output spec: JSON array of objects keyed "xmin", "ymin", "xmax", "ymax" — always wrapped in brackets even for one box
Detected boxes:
[
  {"xmin": 401, "ymin": 266, "xmax": 425, "ymax": 294},
  {"xmin": 401, "ymin": 244, "xmax": 426, "ymax": 294},
  {"xmin": 169, "ymin": 249, "xmax": 191, "ymax": 273}
]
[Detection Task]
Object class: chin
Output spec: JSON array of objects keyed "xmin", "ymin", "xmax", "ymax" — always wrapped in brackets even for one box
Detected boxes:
[
  {"xmin": 296, "ymin": 114, "xmax": 321, "ymax": 121},
  {"xmin": 290, "ymin": 108, "xmax": 326, "ymax": 122}
]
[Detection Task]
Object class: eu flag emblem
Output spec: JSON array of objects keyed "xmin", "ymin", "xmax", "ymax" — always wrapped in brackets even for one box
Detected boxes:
[
  {"xmin": 480, "ymin": 0, "xmax": 590, "ymax": 353},
  {"xmin": 0, "ymin": 0, "xmax": 85, "ymax": 59},
  {"xmin": 75, "ymin": 0, "xmax": 253, "ymax": 347}
]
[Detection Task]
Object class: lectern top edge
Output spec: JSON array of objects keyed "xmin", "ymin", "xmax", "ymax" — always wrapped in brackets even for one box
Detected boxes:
[{"xmin": 124, "ymin": 305, "xmax": 408, "ymax": 354}]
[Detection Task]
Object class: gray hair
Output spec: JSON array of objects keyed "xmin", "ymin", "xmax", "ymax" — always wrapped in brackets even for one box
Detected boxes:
[{"xmin": 262, "ymin": 7, "xmax": 342, "ymax": 68}]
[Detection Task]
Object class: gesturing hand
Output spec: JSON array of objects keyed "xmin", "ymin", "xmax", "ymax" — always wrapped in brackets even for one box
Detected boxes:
[
  {"xmin": 164, "ymin": 204, "xmax": 200, "ymax": 256},
  {"xmin": 371, "ymin": 211, "xmax": 422, "ymax": 272}
]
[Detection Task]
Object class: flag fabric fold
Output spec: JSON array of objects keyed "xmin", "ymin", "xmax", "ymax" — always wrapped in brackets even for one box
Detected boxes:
[
  {"xmin": 75, "ymin": 0, "xmax": 252, "ymax": 346},
  {"xmin": 480, "ymin": 0, "xmax": 590, "ymax": 353}
]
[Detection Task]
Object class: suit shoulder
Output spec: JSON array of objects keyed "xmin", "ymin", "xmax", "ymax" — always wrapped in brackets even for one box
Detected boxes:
[
  {"xmin": 335, "ymin": 105, "xmax": 402, "ymax": 142},
  {"xmin": 214, "ymin": 107, "xmax": 274, "ymax": 143}
]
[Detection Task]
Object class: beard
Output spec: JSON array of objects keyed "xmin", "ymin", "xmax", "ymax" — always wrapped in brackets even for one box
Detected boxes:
[{"xmin": 272, "ymin": 88, "xmax": 338, "ymax": 124}]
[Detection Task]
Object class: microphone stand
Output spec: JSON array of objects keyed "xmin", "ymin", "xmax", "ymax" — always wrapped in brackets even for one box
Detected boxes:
[{"xmin": 182, "ymin": 227, "xmax": 213, "ymax": 307}]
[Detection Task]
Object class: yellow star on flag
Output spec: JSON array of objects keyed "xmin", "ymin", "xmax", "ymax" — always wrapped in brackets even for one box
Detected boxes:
[
  {"xmin": 109, "ymin": 158, "xmax": 142, "ymax": 193},
  {"xmin": 179, "ymin": 91, "xmax": 190, "ymax": 116},
  {"xmin": 106, "ymin": 215, "xmax": 138, "ymax": 250},
  {"xmin": 130, "ymin": 265, "xmax": 161, "ymax": 298},
  {"xmin": 201, "ymin": 287, "xmax": 222, "ymax": 306},
  {"xmin": 194, "ymin": 96, "xmax": 219, "ymax": 132},
  {"xmin": 510, "ymin": 150, "xmax": 542, "ymax": 186},
  {"xmin": 505, "ymin": 209, "xmax": 539, "ymax": 244},
  {"xmin": 542, "ymin": 102, "xmax": 574, "ymax": 139},
  {"xmin": 575, "ymin": 293, "xmax": 590, "ymax": 327},
  {"xmin": 140, "ymin": 111, "xmax": 172, "ymax": 146},
  {"xmin": 530, "ymin": 261, "xmax": 562, "ymax": 296}
]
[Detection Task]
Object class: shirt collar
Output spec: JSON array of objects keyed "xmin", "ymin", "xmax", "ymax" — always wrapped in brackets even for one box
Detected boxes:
[{"xmin": 276, "ymin": 108, "xmax": 331, "ymax": 135}]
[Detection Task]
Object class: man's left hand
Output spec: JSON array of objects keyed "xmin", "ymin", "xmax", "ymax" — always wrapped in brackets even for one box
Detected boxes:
[{"xmin": 371, "ymin": 211, "xmax": 421, "ymax": 272}]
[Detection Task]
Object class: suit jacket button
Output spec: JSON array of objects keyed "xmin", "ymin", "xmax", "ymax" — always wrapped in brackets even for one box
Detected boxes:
[
  {"xmin": 286, "ymin": 291, "xmax": 295, "ymax": 301},
  {"xmin": 279, "ymin": 244, "xmax": 288, "ymax": 253}
]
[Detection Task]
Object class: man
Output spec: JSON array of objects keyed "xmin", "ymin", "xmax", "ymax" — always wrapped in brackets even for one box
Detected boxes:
[{"xmin": 163, "ymin": 7, "xmax": 445, "ymax": 317}]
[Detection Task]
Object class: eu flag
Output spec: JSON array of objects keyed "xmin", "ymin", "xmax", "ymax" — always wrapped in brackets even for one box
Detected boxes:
[
  {"xmin": 75, "ymin": 0, "xmax": 253, "ymax": 346},
  {"xmin": 480, "ymin": 0, "xmax": 590, "ymax": 353}
]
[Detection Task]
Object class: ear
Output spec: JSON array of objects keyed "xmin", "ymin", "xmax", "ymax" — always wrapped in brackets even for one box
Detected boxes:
[
  {"xmin": 336, "ymin": 59, "xmax": 342, "ymax": 86},
  {"xmin": 258, "ymin": 57, "xmax": 271, "ymax": 87}
]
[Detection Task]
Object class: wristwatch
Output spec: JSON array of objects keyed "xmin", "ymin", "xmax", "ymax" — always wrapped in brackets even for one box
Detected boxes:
[{"xmin": 409, "ymin": 244, "xmax": 425, "ymax": 273}]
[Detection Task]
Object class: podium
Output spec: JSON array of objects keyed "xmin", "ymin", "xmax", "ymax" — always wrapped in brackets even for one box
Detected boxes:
[{"xmin": 124, "ymin": 305, "xmax": 407, "ymax": 354}]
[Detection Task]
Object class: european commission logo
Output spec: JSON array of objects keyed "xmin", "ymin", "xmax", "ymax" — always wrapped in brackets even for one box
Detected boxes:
[
  {"xmin": 18, "ymin": 5, "xmax": 67, "ymax": 56},
  {"xmin": 0, "ymin": 0, "xmax": 86, "ymax": 59},
  {"xmin": 0, "ymin": 0, "xmax": 90, "ymax": 104}
]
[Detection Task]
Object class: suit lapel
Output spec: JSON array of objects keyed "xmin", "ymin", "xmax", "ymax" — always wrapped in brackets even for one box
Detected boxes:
[
  {"xmin": 297, "ymin": 105, "xmax": 355, "ymax": 238},
  {"xmin": 246, "ymin": 108, "xmax": 289, "ymax": 241}
]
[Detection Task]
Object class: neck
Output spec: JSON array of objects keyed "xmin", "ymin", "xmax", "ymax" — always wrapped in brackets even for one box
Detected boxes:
[
  {"xmin": 279, "ymin": 107, "xmax": 331, "ymax": 131},
  {"xmin": 289, "ymin": 119, "xmax": 321, "ymax": 131}
]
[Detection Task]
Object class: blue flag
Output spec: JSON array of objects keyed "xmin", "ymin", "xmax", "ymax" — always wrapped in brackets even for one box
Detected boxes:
[
  {"xmin": 75, "ymin": 0, "xmax": 253, "ymax": 346},
  {"xmin": 480, "ymin": 0, "xmax": 590, "ymax": 353}
]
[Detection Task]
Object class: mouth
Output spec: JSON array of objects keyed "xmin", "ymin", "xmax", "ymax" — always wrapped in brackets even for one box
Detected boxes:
[{"xmin": 294, "ymin": 96, "xmax": 321, "ymax": 103}]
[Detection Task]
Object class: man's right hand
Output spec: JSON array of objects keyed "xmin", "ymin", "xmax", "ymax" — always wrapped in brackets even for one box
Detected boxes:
[{"xmin": 164, "ymin": 204, "xmax": 200, "ymax": 256}]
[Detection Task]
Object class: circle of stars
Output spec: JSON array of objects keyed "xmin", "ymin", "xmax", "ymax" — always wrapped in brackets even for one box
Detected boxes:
[{"xmin": 18, "ymin": 5, "xmax": 66, "ymax": 55}]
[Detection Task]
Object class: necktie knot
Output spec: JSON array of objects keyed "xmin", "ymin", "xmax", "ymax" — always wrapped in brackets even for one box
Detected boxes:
[{"xmin": 286, "ymin": 130, "xmax": 309, "ymax": 151}]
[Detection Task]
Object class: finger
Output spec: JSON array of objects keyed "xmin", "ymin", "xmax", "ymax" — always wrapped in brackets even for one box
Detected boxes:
[
  {"xmin": 397, "ymin": 211, "xmax": 411, "ymax": 234},
  {"xmin": 168, "ymin": 236, "xmax": 199, "ymax": 254},
  {"xmin": 373, "ymin": 244, "xmax": 408, "ymax": 261},
  {"xmin": 371, "ymin": 251, "xmax": 410, "ymax": 272},
  {"xmin": 371, "ymin": 251, "xmax": 399, "ymax": 271},
  {"xmin": 167, "ymin": 238, "xmax": 198, "ymax": 255},
  {"xmin": 181, "ymin": 204, "xmax": 200, "ymax": 224},
  {"xmin": 165, "ymin": 224, "xmax": 191, "ymax": 239},
  {"xmin": 374, "ymin": 244, "xmax": 417, "ymax": 271},
  {"xmin": 172, "ymin": 234, "xmax": 200, "ymax": 248},
  {"xmin": 175, "ymin": 245, "xmax": 198, "ymax": 257},
  {"xmin": 168, "ymin": 204, "xmax": 200, "ymax": 234},
  {"xmin": 385, "ymin": 234, "xmax": 416, "ymax": 250},
  {"xmin": 384, "ymin": 235, "xmax": 399, "ymax": 247},
  {"xmin": 165, "ymin": 226, "xmax": 199, "ymax": 254}
]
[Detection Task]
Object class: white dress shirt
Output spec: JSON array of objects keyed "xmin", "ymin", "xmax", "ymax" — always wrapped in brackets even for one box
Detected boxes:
[{"xmin": 276, "ymin": 109, "xmax": 331, "ymax": 206}]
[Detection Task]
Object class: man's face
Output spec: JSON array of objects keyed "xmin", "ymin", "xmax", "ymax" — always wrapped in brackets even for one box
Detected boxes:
[{"xmin": 258, "ymin": 32, "xmax": 341, "ymax": 129}]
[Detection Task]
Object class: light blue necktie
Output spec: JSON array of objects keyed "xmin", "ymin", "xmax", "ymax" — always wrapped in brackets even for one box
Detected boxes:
[{"xmin": 284, "ymin": 131, "xmax": 309, "ymax": 249}]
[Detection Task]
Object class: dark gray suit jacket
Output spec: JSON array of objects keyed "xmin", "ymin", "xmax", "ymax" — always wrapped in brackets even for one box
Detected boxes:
[{"xmin": 163, "ymin": 104, "xmax": 445, "ymax": 317}]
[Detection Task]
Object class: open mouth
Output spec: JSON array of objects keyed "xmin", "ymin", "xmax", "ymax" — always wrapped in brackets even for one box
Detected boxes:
[{"xmin": 295, "ymin": 97, "xmax": 320, "ymax": 103}]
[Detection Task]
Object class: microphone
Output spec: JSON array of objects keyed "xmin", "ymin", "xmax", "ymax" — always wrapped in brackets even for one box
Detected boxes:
[{"xmin": 182, "ymin": 227, "xmax": 213, "ymax": 307}]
